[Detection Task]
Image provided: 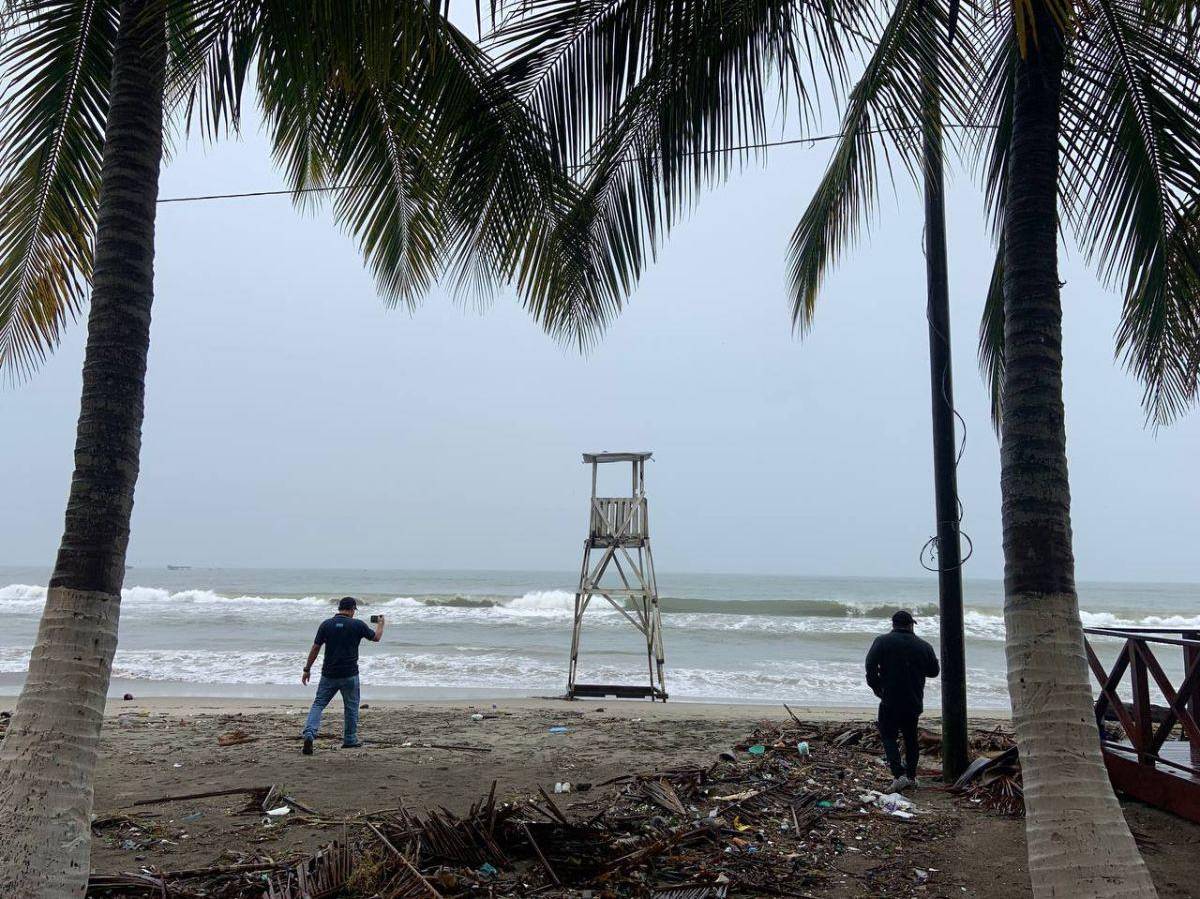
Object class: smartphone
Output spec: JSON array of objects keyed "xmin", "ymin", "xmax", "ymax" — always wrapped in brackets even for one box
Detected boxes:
[{"xmin": 369, "ymin": 615, "xmax": 381, "ymax": 623}]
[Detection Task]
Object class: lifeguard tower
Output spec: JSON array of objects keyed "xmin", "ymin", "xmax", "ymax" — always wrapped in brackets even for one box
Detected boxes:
[{"xmin": 566, "ymin": 452, "xmax": 667, "ymax": 701}]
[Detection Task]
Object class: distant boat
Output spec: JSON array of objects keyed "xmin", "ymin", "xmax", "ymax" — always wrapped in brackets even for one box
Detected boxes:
[{"xmin": 167, "ymin": 565, "xmax": 191, "ymax": 571}]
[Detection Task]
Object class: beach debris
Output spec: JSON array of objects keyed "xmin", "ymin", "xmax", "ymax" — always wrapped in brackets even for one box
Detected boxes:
[
  {"xmin": 367, "ymin": 738, "xmax": 492, "ymax": 752},
  {"xmin": 121, "ymin": 693, "xmax": 134, "ymax": 701},
  {"xmin": 217, "ymin": 728, "xmax": 257, "ymax": 746},
  {"xmin": 132, "ymin": 786, "xmax": 262, "ymax": 806},
  {"xmin": 259, "ymin": 841, "xmax": 354, "ymax": 899},
  {"xmin": 796, "ymin": 740, "xmax": 810, "ymax": 756},
  {"xmin": 266, "ymin": 805, "xmax": 292, "ymax": 817},
  {"xmin": 548, "ymin": 725, "xmax": 571, "ymax": 734},
  {"xmin": 471, "ymin": 712, "xmax": 485, "ymax": 720},
  {"xmin": 92, "ymin": 716, "xmax": 1017, "ymax": 898},
  {"xmin": 747, "ymin": 744, "xmax": 766, "ymax": 755},
  {"xmin": 951, "ymin": 745, "xmax": 1023, "ymax": 815},
  {"xmin": 85, "ymin": 872, "xmax": 166, "ymax": 896}
]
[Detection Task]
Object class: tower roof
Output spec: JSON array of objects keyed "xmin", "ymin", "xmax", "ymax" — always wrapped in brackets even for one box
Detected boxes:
[{"xmin": 582, "ymin": 452, "xmax": 653, "ymax": 463}]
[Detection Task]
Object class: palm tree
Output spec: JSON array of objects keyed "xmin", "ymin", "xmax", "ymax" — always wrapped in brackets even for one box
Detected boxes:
[
  {"xmin": 0, "ymin": 0, "xmax": 609, "ymax": 892},
  {"xmin": 494, "ymin": 0, "xmax": 1200, "ymax": 894}
]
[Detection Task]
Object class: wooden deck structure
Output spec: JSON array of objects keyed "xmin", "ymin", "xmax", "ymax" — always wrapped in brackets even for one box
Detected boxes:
[
  {"xmin": 1082, "ymin": 626, "xmax": 1200, "ymax": 822},
  {"xmin": 566, "ymin": 452, "xmax": 667, "ymax": 702}
]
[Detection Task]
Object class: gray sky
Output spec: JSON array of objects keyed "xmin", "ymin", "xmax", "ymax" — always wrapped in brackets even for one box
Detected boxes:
[{"xmin": 3, "ymin": 101, "xmax": 1198, "ymax": 582}]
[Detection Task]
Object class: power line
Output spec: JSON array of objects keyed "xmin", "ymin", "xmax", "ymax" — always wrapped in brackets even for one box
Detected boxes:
[{"xmin": 154, "ymin": 121, "xmax": 995, "ymax": 206}]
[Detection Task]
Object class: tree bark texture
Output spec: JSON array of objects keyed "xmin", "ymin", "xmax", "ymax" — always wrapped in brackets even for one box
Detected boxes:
[
  {"xmin": 1000, "ymin": 6, "xmax": 1156, "ymax": 897},
  {"xmin": 0, "ymin": 0, "xmax": 164, "ymax": 894}
]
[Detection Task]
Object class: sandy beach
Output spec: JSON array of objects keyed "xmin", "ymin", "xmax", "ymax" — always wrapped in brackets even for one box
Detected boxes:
[{"xmin": 52, "ymin": 695, "xmax": 1196, "ymax": 897}]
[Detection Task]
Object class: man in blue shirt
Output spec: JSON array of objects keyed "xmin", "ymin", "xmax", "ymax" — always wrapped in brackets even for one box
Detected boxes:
[{"xmin": 301, "ymin": 597, "xmax": 384, "ymax": 755}]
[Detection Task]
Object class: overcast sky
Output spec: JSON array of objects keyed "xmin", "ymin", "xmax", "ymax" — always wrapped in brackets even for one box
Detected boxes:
[{"xmin": 3, "ymin": 95, "xmax": 1198, "ymax": 583}]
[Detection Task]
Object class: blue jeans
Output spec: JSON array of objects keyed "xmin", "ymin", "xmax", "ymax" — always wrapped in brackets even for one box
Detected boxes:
[{"xmin": 302, "ymin": 675, "xmax": 360, "ymax": 745}]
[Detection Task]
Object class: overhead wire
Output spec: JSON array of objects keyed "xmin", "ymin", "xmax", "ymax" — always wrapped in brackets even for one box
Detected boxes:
[{"xmin": 153, "ymin": 121, "xmax": 998, "ymax": 205}]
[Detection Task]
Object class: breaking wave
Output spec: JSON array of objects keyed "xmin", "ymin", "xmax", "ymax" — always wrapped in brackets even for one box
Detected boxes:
[
  {"xmin": 0, "ymin": 646, "xmax": 1011, "ymax": 707},
  {"xmin": 4, "ymin": 583, "xmax": 1200, "ymax": 644}
]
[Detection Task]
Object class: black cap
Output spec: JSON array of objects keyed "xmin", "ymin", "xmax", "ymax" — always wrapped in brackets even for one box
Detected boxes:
[
  {"xmin": 892, "ymin": 609, "xmax": 915, "ymax": 629},
  {"xmin": 338, "ymin": 596, "xmax": 358, "ymax": 611}
]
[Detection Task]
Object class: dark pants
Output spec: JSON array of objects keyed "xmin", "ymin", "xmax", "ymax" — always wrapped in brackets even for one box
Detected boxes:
[{"xmin": 878, "ymin": 703, "xmax": 920, "ymax": 779}]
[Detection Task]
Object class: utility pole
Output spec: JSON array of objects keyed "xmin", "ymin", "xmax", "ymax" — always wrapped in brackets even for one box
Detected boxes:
[{"xmin": 921, "ymin": 23, "xmax": 969, "ymax": 782}]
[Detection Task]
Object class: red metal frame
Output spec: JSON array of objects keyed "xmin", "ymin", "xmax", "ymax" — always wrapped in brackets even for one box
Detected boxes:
[{"xmin": 1083, "ymin": 627, "xmax": 1200, "ymax": 822}]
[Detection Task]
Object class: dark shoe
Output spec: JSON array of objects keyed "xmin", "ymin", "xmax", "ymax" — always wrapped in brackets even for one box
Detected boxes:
[
  {"xmin": 302, "ymin": 737, "xmax": 314, "ymax": 756},
  {"xmin": 341, "ymin": 740, "xmax": 363, "ymax": 749}
]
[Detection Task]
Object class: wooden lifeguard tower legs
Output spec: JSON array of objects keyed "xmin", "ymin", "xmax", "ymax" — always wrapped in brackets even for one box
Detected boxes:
[{"xmin": 567, "ymin": 453, "xmax": 667, "ymax": 702}]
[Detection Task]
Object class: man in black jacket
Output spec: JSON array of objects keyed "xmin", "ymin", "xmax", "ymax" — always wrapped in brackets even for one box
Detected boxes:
[{"xmin": 865, "ymin": 610, "xmax": 940, "ymax": 792}]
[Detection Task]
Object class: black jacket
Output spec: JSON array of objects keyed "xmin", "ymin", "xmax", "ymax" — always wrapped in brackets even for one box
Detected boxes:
[{"xmin": 865, "ymin": 628, "xmax": 940, "ymax": 715}]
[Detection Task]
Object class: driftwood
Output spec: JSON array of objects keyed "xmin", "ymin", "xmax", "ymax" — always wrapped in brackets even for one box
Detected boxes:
[{"xmin": 130, "ymin": 785, "xmax": 271, "ymax": 807}]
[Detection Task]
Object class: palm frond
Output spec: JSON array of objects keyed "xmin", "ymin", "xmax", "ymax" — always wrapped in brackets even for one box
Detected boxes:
[
  {"xmin": 1061, "ymin": 0, "xmax": 1200, "ymax": 422},
  {"xmin": 0, "ymin": 0, "xmax": 117, "ymax": 375},
  {"xmin": 237, "ymin": 1, "xmax": 617, "ymax": 342},
  {"xmin": 979, "ymin": 239, "xmax": 1005, "ymax": 430},
  {"xmin": 971, "ymin": 12, "xmax": 1014, "ymax": 240},
  {"xmin": 493, "ymin": 0, "xmax": 875, "ymax": 322},
  {"xmin": 787, "ymin": 0, "xmax": 979, "ymax": 332},
  {"xmin": 493, "ymin": 0, "xmax": 851, "ymax": 171},
  {"xmin": 171, "ymin": 0, "xmax": 261, "ymax": 141}
]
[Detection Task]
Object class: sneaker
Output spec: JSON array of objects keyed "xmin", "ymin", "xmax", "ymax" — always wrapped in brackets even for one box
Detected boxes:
[
  {"xmin": 302, "ymin": 737, "xmax": 314, "ymax": 756},
  {"xmin": 886, "ymin": 775, "xmax": 912, "ymax": 793}
]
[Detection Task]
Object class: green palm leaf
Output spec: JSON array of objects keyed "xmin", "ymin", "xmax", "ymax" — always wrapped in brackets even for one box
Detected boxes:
[
  {"xmin": 1059, "ymin": 0, "xmax": 1200, "ymax": 422},
  {"xmin": 978, "ymin": 240, "xmax": 1005, "ymax": 429},
  {"xmin": 0, "ymin": 0, "xmax": 117, "ymax": 375},
  {"xmin": 495, "ymin": 0, "xmax": 865, "ymax": 314},
  {"xmin": 186, "ymin": 0, "xmax": 618, "ymax": 342},
  {"xmin": 787, "ymin": 0, "xmax": 979, "ymax": 333}
]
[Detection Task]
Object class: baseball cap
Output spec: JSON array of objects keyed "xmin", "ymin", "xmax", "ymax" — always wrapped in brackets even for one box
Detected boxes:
[
  {"xmin": 337, "ymin": 596, "xmax": 358, "ymax": 611},
  {"xmin": 892, "ymin": 609, "xmax": 915, "ymax": 628}
]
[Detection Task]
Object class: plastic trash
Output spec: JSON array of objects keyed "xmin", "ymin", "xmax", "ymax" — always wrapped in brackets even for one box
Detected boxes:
[
  {"xmin": 718, "ymin": 750, "xmax": 737, "ymax": 763},
  {"xmin": 478, "ymin": 862, "xmax": 498, "ymax": 877},
  {"xmin": 470, "ymin": 713, "xmax": 484, "ymax": 721},
  {"xmin": 747, "ymin": 745, "xmax": 766, "ymax": 756},
  {"xmin": 266, "ymin": 806, "xmax": 291, "ymax": 817},
  {"xmin": 817, "ymin": 800, "xmax": 834, "ymax": 808},
  {"xmin": 796, "ymin": 741, "xmax": 810, "ymax": 756},
  {"xmin": 548, "ymin": 725, "xmax": 570, "ymax": 734},
  {"xmin": 876, "ymin": 792, "xmax": 914, "ymax": 812},
  {"xmin": 554, "ymin": 782, "xmax": 572, "ymax": 794}
]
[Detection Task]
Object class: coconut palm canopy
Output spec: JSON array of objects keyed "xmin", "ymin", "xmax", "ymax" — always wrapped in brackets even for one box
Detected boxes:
[
  {"xmin": 492, "ymin": 0, "xmax": 1200, "ymax": 422},
  {"xmin": 0, "ymin": 0, "xmax": 618, "ymax": 377}
]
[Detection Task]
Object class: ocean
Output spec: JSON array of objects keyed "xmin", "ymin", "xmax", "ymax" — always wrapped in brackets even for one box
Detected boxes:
[{"xmin": 1, "ymin": 566, "xmax": 1197, "ymax": 708}]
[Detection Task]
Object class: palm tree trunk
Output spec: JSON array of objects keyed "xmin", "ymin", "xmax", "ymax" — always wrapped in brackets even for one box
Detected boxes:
[
  {"xmin": 0, "ymin": 0, "xmax": 165, "ymax": 893},
  {"xmin": 1000, "ymin": 6, "xmax": 1155, "ymax": 897}
]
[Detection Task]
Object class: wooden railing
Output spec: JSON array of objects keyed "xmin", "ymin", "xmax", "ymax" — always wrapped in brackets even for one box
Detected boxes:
[
  {"xmin": 589, "ymin": 497, "xmax": 648, "ymax": 543},
  {"xmin": 1082, "ymin": 627, "xmax": 1200, "ymax": 777}
]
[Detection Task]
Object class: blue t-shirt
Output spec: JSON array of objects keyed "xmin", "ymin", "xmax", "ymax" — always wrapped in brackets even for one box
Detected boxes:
[{"xmin": 314, "ymin": 615, "xmax": 375, "ymax": 678}]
